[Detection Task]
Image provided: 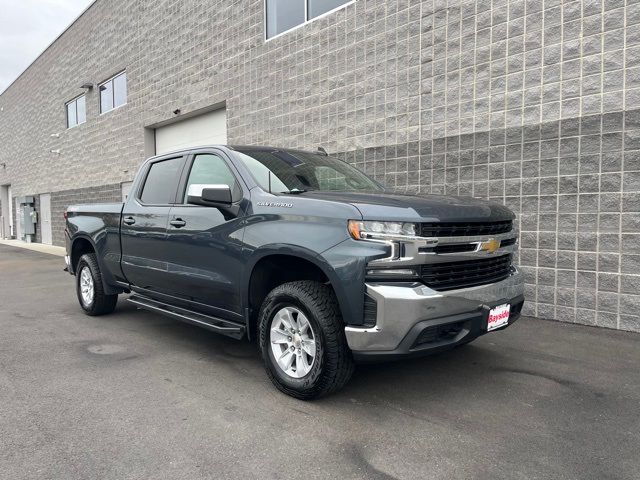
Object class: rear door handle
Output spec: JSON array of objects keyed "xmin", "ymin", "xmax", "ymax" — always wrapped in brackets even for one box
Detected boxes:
[
  {"xmin": 123, "ymin": 216, "xmax": 135, "ymax": 225},
  {"xmin": 169, "ymin": 218, "xmax": 186, "ymax": 228}
]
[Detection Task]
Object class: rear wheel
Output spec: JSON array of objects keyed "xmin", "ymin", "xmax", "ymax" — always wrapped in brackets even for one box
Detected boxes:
[
  {"xmin": 258, "ymin": 281, "xmax": 354, "ymax": 400},
  {"xmin": 76, "ymin": 253, "xmax": 118, "ymax": 316}
]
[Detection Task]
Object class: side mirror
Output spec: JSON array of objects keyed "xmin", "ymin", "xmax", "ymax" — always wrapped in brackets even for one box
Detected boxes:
[{"xmin": 187, "ymin": 184, "xmax": 232, "ymax": 207}]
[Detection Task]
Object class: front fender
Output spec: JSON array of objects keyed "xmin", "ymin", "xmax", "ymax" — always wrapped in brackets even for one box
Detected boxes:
[
  {"xmin": 242, "ymin": 239, "xmax": 388, "ymax": 327},
  {"xmin": 320, "ymin": 238, "xmax": 389, "ymax": 326},
  {"xmin": 241, "ymin": 244, "xmax": 354, "ymax": 322}
]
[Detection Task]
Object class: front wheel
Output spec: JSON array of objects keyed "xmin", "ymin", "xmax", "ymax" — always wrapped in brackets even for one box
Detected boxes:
[
  {"xmin": 258, "ymin": 281, "xmax": 354, "ymax": 400},
  {"xmin": 76, "ymin": 253, "xmax": 118, "ymax": 316}
]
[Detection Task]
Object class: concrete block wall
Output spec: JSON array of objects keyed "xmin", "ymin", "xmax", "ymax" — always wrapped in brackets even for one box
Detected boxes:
[
  {"xmin": 0, "ymin": 0, "xmax": 638, "ymax": 331},
  {"xmin": 50, "ymin": 184, "xmax": 122, "ymax": 246}
]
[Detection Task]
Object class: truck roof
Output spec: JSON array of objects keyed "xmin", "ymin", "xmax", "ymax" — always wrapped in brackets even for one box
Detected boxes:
[{"xmin": 149, "ymin": 145, "xmax": 328, "ymax": 159}]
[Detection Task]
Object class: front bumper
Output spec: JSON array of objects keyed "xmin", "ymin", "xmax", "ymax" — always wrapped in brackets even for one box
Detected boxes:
[{"xmin": 345, "ymin": 269, "xmax": 525, "ymax": 361}]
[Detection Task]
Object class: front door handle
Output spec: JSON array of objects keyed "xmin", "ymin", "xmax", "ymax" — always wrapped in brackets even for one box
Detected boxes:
[
  {"xmin": 123, "ymin": 216, "xmax": 135, "ymax": 225},
  {"xmin": 169, "ymin": 218, "xmax": 186, "ymax": 228}
]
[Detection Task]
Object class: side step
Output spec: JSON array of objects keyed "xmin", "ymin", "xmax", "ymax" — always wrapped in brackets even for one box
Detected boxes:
[{"xmin": 127, "ymin": 294, "xmax": 245, "ymax": 340}]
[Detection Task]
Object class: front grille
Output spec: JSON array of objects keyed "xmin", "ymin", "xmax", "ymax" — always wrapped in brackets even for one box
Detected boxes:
[
  {"xmin": 500, "ymin": 237, "xmax": 517, "ymax": 247},
  {"xmin": 432, "ymin": 243, "xmax": 477, "ymax": 254},
  {"xmin": 420, "ymin": 236, "xmax": 517, "ymax": 255},
  {"xmin": 419, "ymin": 220, "xmax": 512, "ymax": 237},
  {"xmin": 420, "ymin": 254, "xmax": 513, "ymax": 291}
]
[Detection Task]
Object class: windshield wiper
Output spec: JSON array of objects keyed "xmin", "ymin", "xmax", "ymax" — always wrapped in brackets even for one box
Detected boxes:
[{"xmin": 280, "ymin": 188, "xmax": 309, "ymax": 194}]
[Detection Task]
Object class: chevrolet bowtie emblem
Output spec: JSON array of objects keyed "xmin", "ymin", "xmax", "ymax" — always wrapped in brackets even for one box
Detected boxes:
[{"xmin": 479, "ymin": 238, "xmax": 500, "ymax": 253}]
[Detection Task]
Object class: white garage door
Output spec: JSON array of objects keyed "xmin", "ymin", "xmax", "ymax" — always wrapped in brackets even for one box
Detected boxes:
[{"xmin": 155, "ymin": 108, "xmax": 227, "ymax": 155}]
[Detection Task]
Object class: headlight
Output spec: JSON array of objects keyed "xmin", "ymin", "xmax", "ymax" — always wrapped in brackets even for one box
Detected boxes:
[{"xmin": 348, "ymin": 220, "xmax": 417, "ymax": 240}]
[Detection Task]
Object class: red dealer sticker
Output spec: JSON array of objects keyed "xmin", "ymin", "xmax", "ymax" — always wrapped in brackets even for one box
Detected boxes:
[{"xmin": 487, "ymin": 304, "xmax": 511, "ymax": 331}]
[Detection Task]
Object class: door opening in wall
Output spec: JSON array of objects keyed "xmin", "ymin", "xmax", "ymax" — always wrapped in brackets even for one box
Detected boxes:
[
  {"xmin": 15, "ymin": 197, "xmax": 22, "ymax": 241},
  {"xmin": 8, "ymin": 185, "xmax": 12, "ymax": 238},
  {"xmin": 0, "ymin": 184, "xmax": 13, "ymax": 239},
  {"xmin": 153, "ymin": 107, "xmax": 227, "ymax": 155},
  {"xmin": 40, "ymin": 193, "xmax": 53, "ymax": 245}
]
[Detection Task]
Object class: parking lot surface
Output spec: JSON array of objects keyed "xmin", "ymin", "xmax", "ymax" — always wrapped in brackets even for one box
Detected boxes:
[{"xmin": 1, "ymin": 244, "xmax": 639, "ymax": 480}]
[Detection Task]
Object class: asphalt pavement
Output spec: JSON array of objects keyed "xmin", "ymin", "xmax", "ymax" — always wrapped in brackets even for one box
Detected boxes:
[{"xmin": 1, "ymin": 244, "xmax": 638, "ymax": 480}]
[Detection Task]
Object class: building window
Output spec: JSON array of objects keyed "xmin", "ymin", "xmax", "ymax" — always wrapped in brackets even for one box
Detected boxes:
[
  {"xmin": 307, "ymin": 0, "xmax": 350, "ymax": 19},
  {"xmin": 66, "ymin": 95, "xmax": 86, "ymax": 128},
  {"xmin": 99, "ymin": 71, "xmax": 127, "ymax": 113},
  {"xmin": 265, "ymin": 0, "xmax": 352, "ymax": 39}
]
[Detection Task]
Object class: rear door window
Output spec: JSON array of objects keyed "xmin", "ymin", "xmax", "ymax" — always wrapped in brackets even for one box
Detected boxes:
[{"xmin": 139, "ymin": 157, "xmax": 184, "ymax": 204}]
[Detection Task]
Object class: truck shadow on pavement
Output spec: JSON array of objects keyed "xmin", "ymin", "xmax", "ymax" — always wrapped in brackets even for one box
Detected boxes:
[{"xmin": 111, "ymin": 300, "xmax": 517, "ymax": 402}]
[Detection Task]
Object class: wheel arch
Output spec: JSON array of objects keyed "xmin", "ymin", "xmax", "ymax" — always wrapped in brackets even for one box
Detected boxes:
[
  {"xmin": 244, "ymin": 246, "xmax": 351, "ymax": 340},
  {"xmin": 70, "ymin": 234, "xmax": 122, "ymax": 295},
  {"xmin": 70, "ymin": 234, "xmax": 96, "ymax": 274}
]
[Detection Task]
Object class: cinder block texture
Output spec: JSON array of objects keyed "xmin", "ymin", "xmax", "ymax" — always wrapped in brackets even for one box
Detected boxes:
[
  {"xmin": 0, "ymin": 0, "xmax": 638, "ymax": 332},
  {"xmin": 50, "ymin": 184, "xmax": 122, "ymax": 246}
]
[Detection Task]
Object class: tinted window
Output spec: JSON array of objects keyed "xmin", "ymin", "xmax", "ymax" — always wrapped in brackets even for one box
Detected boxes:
[
  {"xmin": 140, "ymin": 157, "xmax": 183, "ymax": 204},
  {"xmin": 235, "ymin": 153, "xmax": 289, "ymax": 192},
  {"xmin": 308, "ymin": 0, "xmax": 349, "ymax": 19},
  {"xmin": 266, "ymin": 0, "xmax": 305, "ymax": 38},
  {"xmin": 235, "ymin": 150, "xmax": 383, "ymax": 193},
  {"xmin": 100, "ymin": 71, "xmax": 126, "ymax": 113},
  {"xmin": 316, "ymin": 165, "xmax": 349, "ymax": 190},
  {"xmin": 184, "ymin": 154, "xmax": 240, "ymax": 202}
]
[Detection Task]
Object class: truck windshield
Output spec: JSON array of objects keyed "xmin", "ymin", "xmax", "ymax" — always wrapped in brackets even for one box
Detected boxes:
[{"xmin": 234, "ymin": 149, "xmax": 384, "ymax": 193}]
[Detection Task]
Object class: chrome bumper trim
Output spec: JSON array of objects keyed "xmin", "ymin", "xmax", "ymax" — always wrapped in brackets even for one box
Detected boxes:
[{"xmin": 345, "ymin": 269, "xmax": 525, "ymax": 352}]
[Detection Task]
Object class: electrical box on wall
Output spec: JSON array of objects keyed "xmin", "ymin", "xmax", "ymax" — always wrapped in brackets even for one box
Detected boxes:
[
  {"xmin": 22, "ymin": 206, "xmax": 36, "ymax": 236},
  {"xmin": 17, "ymin": 196, "xmax": 36, "ymax": 241}
]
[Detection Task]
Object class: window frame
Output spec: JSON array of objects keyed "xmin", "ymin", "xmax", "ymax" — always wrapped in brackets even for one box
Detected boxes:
[
  {"xmin": 135, "ymin": 155, "xmax": 187, "ymax": 207},
  {"xmin": 264, "ymin": 0, "xmax": 354, "ymax": 41},
  {"xmin": 99, "ymin": 70, "xmax": 127, "ymax": 114},
  {"xmin": 65, "ymin": 94, "xmax": 87, "ymax": 129},
  {"xmin": 176, "ymin": 149, "xmax": 246, "ymax": 206}
]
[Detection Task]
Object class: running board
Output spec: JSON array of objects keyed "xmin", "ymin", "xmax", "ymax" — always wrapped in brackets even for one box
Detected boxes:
[{"xmin": 127, "ymin": 294, "xmax": 245, "ymax": 340}]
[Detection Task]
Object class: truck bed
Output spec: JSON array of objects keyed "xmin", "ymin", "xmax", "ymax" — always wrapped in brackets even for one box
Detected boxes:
[{"xmin": 65, "ymin": 202, "xmax": 125, "ymax": 289}]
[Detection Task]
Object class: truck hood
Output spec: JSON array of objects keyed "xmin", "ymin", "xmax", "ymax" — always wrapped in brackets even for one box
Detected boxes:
[{"xmin": 295, "ymin": 190, "xmax": 514, "ymax": 223}]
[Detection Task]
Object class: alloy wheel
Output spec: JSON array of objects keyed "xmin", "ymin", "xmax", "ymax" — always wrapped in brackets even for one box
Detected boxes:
[
  {"xmin": 79, "ymin": 266, "xmax": 95, "ymax": 306},
  {"xmin": 269, "ymin": 306, "xmax": 317, "ymax": 378}
]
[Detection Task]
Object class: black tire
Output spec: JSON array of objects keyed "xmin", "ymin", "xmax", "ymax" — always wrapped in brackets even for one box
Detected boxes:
[
  {"xmin": 258, "ymin": 280, "xmax": 354, "ymax": 400},
  {"xmin": 76, "ymin": 253, "xmax": 118, "ymax": 316}
]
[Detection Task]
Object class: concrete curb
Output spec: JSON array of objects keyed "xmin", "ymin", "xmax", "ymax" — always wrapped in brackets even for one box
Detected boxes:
[{"xmin": 0, "ymin": 239, "xmax": 65, "ymax": 257}]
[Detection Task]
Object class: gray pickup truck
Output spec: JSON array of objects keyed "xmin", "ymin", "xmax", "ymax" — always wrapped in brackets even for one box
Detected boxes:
[{"xmin": 65, "ymin": 146, "xmax": 524, "ymax": 399}]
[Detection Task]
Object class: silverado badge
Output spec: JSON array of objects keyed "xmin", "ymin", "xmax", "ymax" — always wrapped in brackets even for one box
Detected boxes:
[{"xmin": 256, "ymin": 201, "xmax": 293, "ymax": 208}]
